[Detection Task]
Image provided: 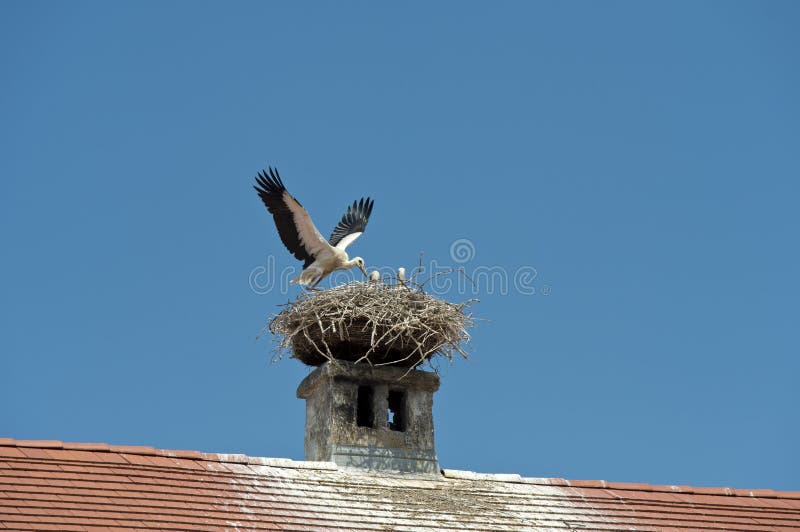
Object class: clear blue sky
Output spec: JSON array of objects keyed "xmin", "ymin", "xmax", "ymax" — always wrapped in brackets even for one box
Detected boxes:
[{"xmin": 2, "ymin": 1, "xmax": 798, "ymax": 491}]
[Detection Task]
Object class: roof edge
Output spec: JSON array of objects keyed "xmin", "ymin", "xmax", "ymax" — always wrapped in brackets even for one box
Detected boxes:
[
  {"xmin": 0, "ymin": 437, "xmax": 337, "ymax": 471},
  {"xmin": 441, "ymin": 468, "xmax": 800, "ymax": 499},
  {"xmin": 2, "ymin": 437, "xmax": 798, "ymax": 499}
]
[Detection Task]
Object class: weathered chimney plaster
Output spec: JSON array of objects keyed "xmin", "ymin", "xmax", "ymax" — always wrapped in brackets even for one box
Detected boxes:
[{"xmin": 296, "ymin": 361, "xmax": 440, "ymax": 475}]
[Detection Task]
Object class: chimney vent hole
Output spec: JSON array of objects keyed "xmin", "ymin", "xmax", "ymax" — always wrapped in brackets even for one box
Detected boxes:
[
  {"xmin": 356, "ymin": 385, "xmax": 374, "ymax": 428},
  {"xmin": 387, "ymin": 390, "xmax": 406, "ymax": 432}
]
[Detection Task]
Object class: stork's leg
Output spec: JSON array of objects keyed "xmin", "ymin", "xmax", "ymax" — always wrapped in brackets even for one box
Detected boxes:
[{"xmin": 300, "ymin": 272, "xmax": 322, "ymax": 291}]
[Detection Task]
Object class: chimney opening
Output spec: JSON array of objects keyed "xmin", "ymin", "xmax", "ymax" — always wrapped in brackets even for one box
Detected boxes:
[
  {"xmin": 387, "ymin": 389, "xmax": 406, "ymax": 432},
  {"xmin": 356, "ymin": 385, "xmax": 374, "ymax": 428}
]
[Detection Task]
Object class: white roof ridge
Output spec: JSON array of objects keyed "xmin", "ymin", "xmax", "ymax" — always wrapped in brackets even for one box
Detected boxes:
[{"xmin": 441, "ymin": 468, "xmax": 524, "ymax": 483}]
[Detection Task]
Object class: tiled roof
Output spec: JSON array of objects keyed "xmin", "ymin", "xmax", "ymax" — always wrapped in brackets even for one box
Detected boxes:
[{"xmin": 0, "ymin": 438, "xmax": 798, "ymax": 531}]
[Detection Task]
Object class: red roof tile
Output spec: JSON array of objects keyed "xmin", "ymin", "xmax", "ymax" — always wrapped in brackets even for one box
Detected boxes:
[{"xmin": 0, "ymin": 438, "xmax": 797, "ymax": 531}]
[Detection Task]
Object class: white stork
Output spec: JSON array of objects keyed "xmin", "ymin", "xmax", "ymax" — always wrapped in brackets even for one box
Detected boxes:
[{"xmin": 254, "ymin": 167, "xmax": 374, "ymax": 289}]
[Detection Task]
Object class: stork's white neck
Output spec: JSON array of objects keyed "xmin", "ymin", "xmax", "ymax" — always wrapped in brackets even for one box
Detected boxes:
[{"xmin": 344, "ymin": 257, "xmax": 362, "ymax": 268}]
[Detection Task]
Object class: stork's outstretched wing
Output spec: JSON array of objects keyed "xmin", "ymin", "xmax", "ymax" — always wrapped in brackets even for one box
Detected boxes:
[
  {"xmin": 254, "ymin": 167, "xmax": 329, "ymax": 268},
  {"xmin": 329, "ymin": 198, "xmax": 374, "ymax": 250}
]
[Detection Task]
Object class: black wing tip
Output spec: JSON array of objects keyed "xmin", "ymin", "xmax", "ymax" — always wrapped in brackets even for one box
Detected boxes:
[
  {"xmin": 254, "ymin": 166, "xmax": 286, "ymax": 195},
  {"xmin": 356, "ymin": 196, "xmax": 374, "ymax": 220},
  {"xmin": 328, "ymin": 195, "xmax": 376, "ymax": 246},
  {"xmin": 346, "ymin": 197, "xmax": 373, "ymax": 215}
]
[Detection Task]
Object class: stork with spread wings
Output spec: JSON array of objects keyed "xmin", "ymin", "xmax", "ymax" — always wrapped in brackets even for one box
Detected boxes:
[{"xmin": 254, "ymin": 167, "xmax": 374, "ymax": 289}]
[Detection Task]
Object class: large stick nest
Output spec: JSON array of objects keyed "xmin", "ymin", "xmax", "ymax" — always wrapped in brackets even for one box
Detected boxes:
[{"xmin": 268, "ymin": 278, "xmax": 476, "ymax": 368}]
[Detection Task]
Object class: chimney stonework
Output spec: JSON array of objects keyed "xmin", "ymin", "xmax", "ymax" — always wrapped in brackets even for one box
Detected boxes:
[{"xmin": 296, "ymin": 361, "xmax": 440, "ymax": 475}]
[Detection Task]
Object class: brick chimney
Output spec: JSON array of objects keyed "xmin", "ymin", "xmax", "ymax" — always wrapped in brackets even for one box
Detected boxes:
[{"xmin": 296, "ymin": 361, "xmax": 440, "ymax": 475}]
